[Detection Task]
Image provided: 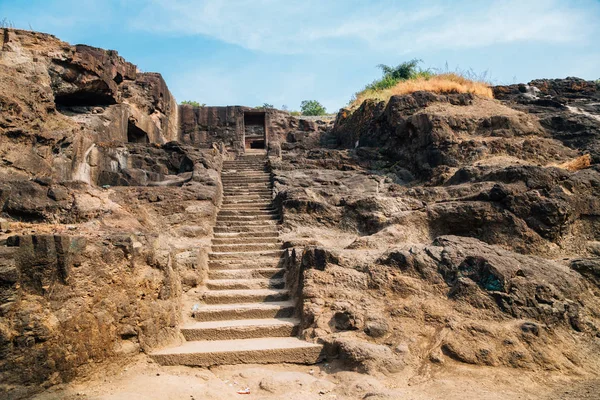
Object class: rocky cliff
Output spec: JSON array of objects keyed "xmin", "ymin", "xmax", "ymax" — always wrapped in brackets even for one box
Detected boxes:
[
  {"xmin": 274, "ymin": 79, "xmax": 600, "ymax": 375},
  {"xmin": 0, "ymin": 28, "xmax": 178, "ymax": 184},
  {"xmin": 0, "ymin": 29, "xmax": 221, "ymax": 399}
]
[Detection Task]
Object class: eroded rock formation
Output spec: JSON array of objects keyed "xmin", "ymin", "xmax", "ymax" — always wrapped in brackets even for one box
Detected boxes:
[{"xmin": 274, "ymin": 81, "xmax": 600, "ymax": 375}]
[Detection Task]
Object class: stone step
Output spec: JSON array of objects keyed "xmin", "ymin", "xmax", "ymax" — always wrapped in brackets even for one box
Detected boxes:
[
  {"xmin": 202, "ymin": 288, "xmax": 290, "ymax": 304},
  {"xmin": 218, "ymin": 209, "xmax": 278, "ymax": 216},
  {"xmin": 222, "ymin": 165, "xmax": 266, "ymax": 170},
  {"xmin": 223, "ymin": 160, "xmax": 266, "ymax": 164},
  {"xmin": 206, "ymin": 278, "xmax": 285, "ymax": 290},
  {"xmin": 217, "ymin": 215, "xmax": 279, "ymax": 222},
  {"xmin": 215, "ymin": 219, "xmax": 278, "ymax": 226},
  {"xmin": 213, "ymin": 231, "xmax": 279, "ymax": 239},
  {"xmin": 211, "ymin": 237, "xmax": 279, "ymax": 245},
  {"xmin": 180, "ymin": 318, "xmax": 300, "ymax": 341},
  {"xmin": 208, "ymin": 258, "xmax": 281, "ymax": 270},
  {"xmin": 223, "ymin": 161, "xmax": 266, "ymax": 164},
  {"xmin": 223, "ymin": 188, "xmax": 272, "ymax": 192},
  {"xmin": 218, "ymin": 210, "xmax": 278, "ymax": 216},
  {"xmin": 222, "ymin": 176, "xmax": 271, "ymax": 181},
  {"xmin": 223, "ymin": 187, "xmax": 272, "ymax": 191},
  {"xmin": 220, "ymin": 202, "xmax": 273, "ymax": 209},
  {"xmin": 223, "ymin": 196, "xmax": 272, "ymax": 201},
  {"xmin": 211, "ymin": 243, "xmax": 281, "ymax": 252},
  {"xmin": 222, "ymin": 198, "xmax": 273, "ymax": 204},
  {"xmin": 222, "ymin": 180, "xmax": 272, "ymax": 185},
  {"xmin": 221, "ymin": 173, "xmax": 271, "ymax": 178},
  {"xmin": 190, "ymin": 300, "xmax": 295, "ymax": 321},
  {"xmin": 213, "ymin": 225, "xmax": 278, "ymax": 233},
  {"xmin": 151, "ymin": 337, "xmax": 322, "ymax": 367},
  {"xmin": 220, "ymin": 207, "xmax": 275, "ymax": 213},
  {"xmin": 209, "ymin": 249, "xmax": 284, "ymax": 261},
  {"xmin": 223, "ymin": 181, "xmax": 270, "ymax": 185},
  {"xmin": 223, "ymin": 192, "xmax": 272, "ymax": 197},
  {"xmin": 222, "ymin": 169, "xmax": 268, "ymax": 173},
  {"xmin": 208, "ymin": 268, "xmax": 285, "ymax": 280}
]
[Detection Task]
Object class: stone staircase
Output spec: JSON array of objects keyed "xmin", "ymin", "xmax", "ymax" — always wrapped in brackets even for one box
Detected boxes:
[{"xmin": 151, "ymin": 153, "xmax": 322, "ymax": 366}]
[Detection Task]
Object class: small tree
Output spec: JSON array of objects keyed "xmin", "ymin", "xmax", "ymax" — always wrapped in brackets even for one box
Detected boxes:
[
  {"xmin": 180, "ymin": 100, "xmax": 205, "ymax": 107},
  {"xmin": 300, "ymin": 100, "xmax": 326, "ymax": 116}
]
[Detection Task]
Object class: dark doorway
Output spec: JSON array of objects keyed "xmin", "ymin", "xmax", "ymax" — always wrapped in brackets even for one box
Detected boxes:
[
  {"xmin": 127, "ymin": 121, "xmax": 149, "ymax": 143},
  {"xmin": 244, "ymin": 112, "xmax": 266, "ymax": 149}
]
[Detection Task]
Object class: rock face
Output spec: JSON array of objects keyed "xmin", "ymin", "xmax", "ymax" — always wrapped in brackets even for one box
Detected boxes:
[
  {"xmin": 0, "ymin": 144, "xmax": 223, "ymax": 398},
  {"xmin": 0, "ymin": 29, "xmax": 220, "ymax": 399},
  {"xmin": 0, "ymin": 28, "xmax": 178, "ymax": 183},
  {"xmin": 274, "ymin": 80, "xmax": 600, "ymax": 374},
  {"xmin": 494, "ymin": 77, "xmax": 600, "ymax": 162}
]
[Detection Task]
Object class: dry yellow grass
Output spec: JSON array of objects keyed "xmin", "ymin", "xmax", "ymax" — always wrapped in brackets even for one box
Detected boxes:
[
  {"xmin": 557, "ymin": 154, "xmax": 592, "ymax": 171},
  {"xmin": 351, "ymin": 73, "xmax": 493, "ymax": 109}
]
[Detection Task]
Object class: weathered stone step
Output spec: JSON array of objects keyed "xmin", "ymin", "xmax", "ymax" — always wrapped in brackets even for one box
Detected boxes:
[
  {"xmin": 222, "ymin": 165, "xmax": 266, "ymax": 169},
  {"xmin": 221, "ymin": 173, "xmax": 271, "ymax": 178},
  {"xmin": 222, "ymin": 196, "xmax": 272, "ymax": 202},
  {"xmin": 222, "ymin": 180, "xmax": 272, "ymax": 185},
  {"xmin": 213, "ymin": 225, "xmax": 278, "ymax": 233},
  {"xmin": 213, "ymin": 231, "xmax": 279, "ymax": 239},
  {"xmin": 180, "ymin": 318, "xmax": 299, "ymax": 341},
  {"xmin": 222, "ymin": 169, "xmax": 268, "ymax": 173},
  {"xmin": 209, "ymin": 249, "xmax": 284, "ymax": 261},
  {"xmin": 211, "ymin": 237, "xmax": 279, "ymax": 245},
  {"xmin": 223, "ymin": 188, "xmax": 272, "ymax": 192},
  {"xmin": 217, "ymin": 215, "xmax": 279, "ymax": 222},
  {"xmin": 215, "ymin": 219, "xmax": 278, "ymax": 226},
  {"xmin": 222, "ymin": 197, "xmax": 272, "ymax": 203},
  {"xmin": 223, "ymin": 185, "xmax": 271, "ymax": 190},
  {"xmin": 202, "ymin": 288, "xmax": 289, "ymax": 304},
  {"xmin": 208, "ymin": 268, "xmax": 285, "ymax": 280},
  {"xmin": 151, "ymin": 337, "xmax": 322, "ymax": 367},
  {"xmin": 190, "ymin": 300, "xmax": 295, "ymax": 321},
  {"xmin": 220, "ymin": 202, "xmax": 273, "ymax": 209},
  {"xmin": 222, "ymin": 176, "xmax": 271, "ymax": 181},
  {"xmin": 223, "ymin": 160, "xmax": 266, "ymax": 164},
  {"xmin": 222, "ymin": 179, "xmax": 270, "ymax": 184},
  {"xmin": 223, "ymin": 187, "xmax": 272, "ymax": 192},
  {"xmin": 206, "ymin": 278, "xmax": 285, "ymax": 290},
  {"xmin": 211, "ymin": 243, "xmax": 281, "ymax": 252},
  {"xmin": 223, "ymin": 192, "xmax": 272, "ymax": 197},
  {"xmin": 208, "ymin": 258, "xmax": 281, "ymax": 270},
  {"xmin": 220, "ymin": 207, "xmax": 275, "ymax": 213},
  {"xmin": 218, "ymin": 209, "xmax": 278, "ymax": 216}
]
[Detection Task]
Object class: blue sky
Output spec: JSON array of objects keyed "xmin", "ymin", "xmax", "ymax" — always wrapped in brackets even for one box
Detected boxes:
[{"xmin": 2, "ymin": 0, "xmax": 599, "ymax": 112}]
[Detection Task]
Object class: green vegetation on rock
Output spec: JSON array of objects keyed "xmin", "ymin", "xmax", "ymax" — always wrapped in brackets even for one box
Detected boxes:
[
  {"xmin": 300, "ymin": 100, "xmax": 327, "ymax": 116},
  {"xmin": 180, "ymin": 100, "xmax": 205, "ymax": 107}
]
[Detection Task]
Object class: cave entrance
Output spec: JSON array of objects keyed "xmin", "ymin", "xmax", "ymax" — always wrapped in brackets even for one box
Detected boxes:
[
  {"xmin": 243, "ymin": 112, "xmax": 266, "ymax": 149},
  {"xmin": 127, "ymin": 121, "xmax": 149, "ymax": 143}
]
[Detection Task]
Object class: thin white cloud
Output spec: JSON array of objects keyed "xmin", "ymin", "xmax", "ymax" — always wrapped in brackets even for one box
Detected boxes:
[{"xmin": 129, "ymin": 0, "xmax": 599, "ymax": 54}]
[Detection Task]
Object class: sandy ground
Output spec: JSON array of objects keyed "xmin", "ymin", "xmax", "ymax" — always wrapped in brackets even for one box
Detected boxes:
[{"xmin": 31, "ymin": 355, "xmax": 600, "ymax": 400}]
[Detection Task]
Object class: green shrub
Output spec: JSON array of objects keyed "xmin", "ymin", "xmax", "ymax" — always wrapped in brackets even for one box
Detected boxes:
[
  {"xmin": 290, "ymin": 111, "xmax": 302, "ymax": 116},
  {"xmin": 180, "ymin": 100, "xmax": 205, "ymax": 107},
  {"xmin": 365, "ymin": 59, "xmax": 433, "ymax": 91},
  {"xmin": 300, "ymin": 100, "xmax": 326, "ymax": 116}
]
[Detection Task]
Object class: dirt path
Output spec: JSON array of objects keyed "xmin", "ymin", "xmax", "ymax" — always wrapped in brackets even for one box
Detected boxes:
[{"xmin": 31, "ymin": 355, "xmax": 600, "ymax": 400}]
